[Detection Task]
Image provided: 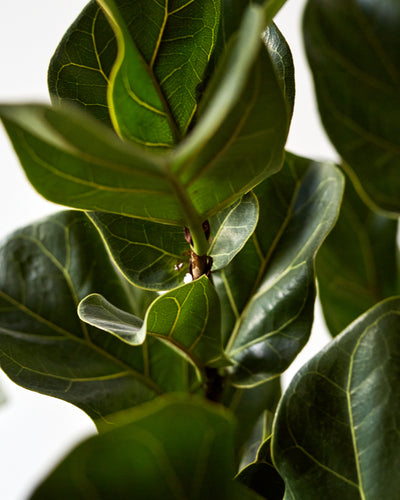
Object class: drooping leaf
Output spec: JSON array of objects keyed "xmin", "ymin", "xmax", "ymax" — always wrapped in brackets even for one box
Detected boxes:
[
  {"xmin": 317, "ymin": 179, "xmax": 400, "ymax": 336},
  {"xmin": 214, "ymin": 153, "xmax": 344, "ymax": 386},
  {"xmin": 143, "ymin": 276, "xmax": 228, "ymax": 370},
  {"xmin": 32, "ymin": 396, "xmax": 260, "ymax": 500},
  {"xmin": 237, "ymin": 436, "xmax": 285, "ymax": 500},
  {"xmin": 87, "ymin": 212, "xmax": 190, "ymax": 290},
  {"xmin": 304, "ymin": 0, "xmax": 400, "ymax": 216},
  {"xmin": 78, "ymin": 293, "xmax": 144, "ymax": 344},
  {"xmin": 208, "ymin": 191, "xmax": 259, "ymax": 271},
  {"xmin": 0, "ymin": 211, "xmax": 192, "ymax": 424},
  {"xmin": 173, "ymin": 7, "xmax": 289, "ymax": 218},
  {"xmin": 48, "ymin": 1, "xmax": 117, "ymax": 127},
  {"xmin": 273, "ymin": 296, "xmax": 400, "ymax": 500}
]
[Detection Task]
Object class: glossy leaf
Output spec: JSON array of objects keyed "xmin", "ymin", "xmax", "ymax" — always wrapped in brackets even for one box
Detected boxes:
[
  {"xmin": 143, "ymin": 276, "xmax": 228, "ymax": 369},
  {"xmin": 214, "ymin": 154, "xmax": 344, "ymax": 386},
  {"xmin": 273, "ymin": 297, "xmax": 400, "ymax": 500},
  {"xmin": 87, "ymin": 212, "xmax": 189, "ymax": 290},
  {"xmin": 0, "ymin": 211, "xmax": 191, "ymax": 423},
  {"xmin": 209, "ymin": 191, "xmax": 259, "ymax": 270},
  {"xmin": 173, "ymin": 7, "xmax": 289, "ymax": 218},
  {"xmin": 78, "ymin": 293, "xmax": 144, "ymax": 344},
  {"xmin": 304, "ymin": 0, "xmax": 400, "ymax": 216},
  {"xmin": 237, "ymin": 436, "xmax": 285, "ymax": 500},
  {"xmin": 317, "ymin": 180, "xmax": 400, "ymax": 336},
  {"xmin": 32, "ymin": 396, "xmax": 260, "ymax": 500},
  {"xmin": 48, "ymin": 1, "xmax": 116, "ymax": 127},
  {"xmin": 0, "ymin": 103, "xmax": 186, "ymax": 224}
]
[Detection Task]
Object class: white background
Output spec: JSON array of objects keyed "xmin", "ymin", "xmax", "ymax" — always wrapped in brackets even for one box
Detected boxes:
[{"xmin": 0, "ymin": 1, "xmax": 338, "ymax": 498}]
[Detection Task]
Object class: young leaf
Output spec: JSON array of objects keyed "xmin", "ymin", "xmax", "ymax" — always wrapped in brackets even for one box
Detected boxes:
[
  {"xmin": 208, "ymin": 191, "xmax": 259, "ymax": 271},
  {"xmin": 0, "ymin": 211, "xmax": 191, "ymax": 423},
  {"xmin": 78, "ymin": 293, "xmax": 144, "ymax": 344},
  {"xmin": 48, "ymin": 1, "xmax": 117, "ymax": 127},
  {"xmin": 87, "ymin": 212, "xmax": 190, "ymax": 290},
  {"xmin": 32, "ymin": 396, "xmax": 260, "ymax": 500},
  {"xmin": 317, "ymin": 180, "xmax": 400, "ymax": 336},
  {"xmin": 304, "ymin": 0, "xmax": 400, "ymax": 216},
  {"xmin": 237, "ymin": 436, "xmax": 285, "ymax": 500},
  {"xmin": 214, "ymin": 154, "xmax": 344, "ymax": 386},
  {"xmin": 273, "ymin": 297, "xmax": 400, "ymax": 499}
]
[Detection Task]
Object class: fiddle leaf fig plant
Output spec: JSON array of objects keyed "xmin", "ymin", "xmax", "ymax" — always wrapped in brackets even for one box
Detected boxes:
[{"xmin": 0, "ymin": 0, "xmax": 399, "ymax": 498}]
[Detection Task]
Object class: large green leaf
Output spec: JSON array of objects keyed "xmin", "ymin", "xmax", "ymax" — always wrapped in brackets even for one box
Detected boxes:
[
  {"xmin": 237, "ymin": 436, "xmax": 285, "ymax": 500},
  {"xmin": 79, "ymin": 277, "xmax": 227, "ymax": 371},
  {"xmin": 304, "ymin": 0, "xmax": 400, "ymax": 216},
  {"xmin": 0, "ymin": 211, "xmax": 191, "ymax": 424},
  {"xmin": 48, "ymin": 1, "xmax": 117, "ymax": 127},
  {"xmin": 214, "ymin": 154, "xmax": 344, "ymax": 386},
  {"xmin": 32, "ymin": 396, "xmax": 260, "ymax": 500},
  {"xmin": 273, "ymin": 296, "xmax": 400, "ymax": 500},
  {"xmin": 98, "ymin": 0, "xmax": 220, "ymax": 146},
  {"xmin": 317, "ymin": 180, "xmax": 399, "ymax": 336},
  {"xmin": 173, "ymin": 8, "xmax": 289, "ymax": 218},
  {"xmin": 0, "ymin": 103, "xmax": 186, "ymax": 224}
]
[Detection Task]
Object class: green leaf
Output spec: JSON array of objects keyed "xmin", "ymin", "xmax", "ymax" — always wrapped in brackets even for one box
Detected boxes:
[
  {"xmin": 78, "ymin": 293, "xmax": 144, "ymax": 345},
  {"xmin": 209, "ymin": 191, "xmax": 259, "ymax": 271},
  {"xmin": 304, "ymin": 0, "xmax": 400, "ymax": 216},
  {"xmin": 87, "ymin": 212, "xmax": 190, "ymax": 290},
  {"xmin": 32, "ymin": 396, "xmax": 260, "ymax": 500},
  {"xmin": 48, "ymin": 1, "xmax": 117, "ymax": 127},
  {"xmin": 0, "ymin": 103, "xmax": 187, "ymax": 224},
  {"xmin": 173, "ymin": 8, "xmax": 289, "ymax": 218},
  {"xmin": 0, "ymin": 211, "xmax": 191, "ymax": 424},
  {"xmin": 143, "ymin": 276, "xmax": 228, "ymax": 370},
  {"xmin": 317, "ymin": 179, "xmax": 400, "ymax": 336},
  {"xmin": 214, "ymin": 154, "xmax": 344, "ymax": 386},
  {"xmin": 222, "ymin": 380, "xmax": 281, "ymax": 464},
  {"xmin": 237, "ymin": 436, "xmax": 285, "ymax": 500},
  {"xmin": 97, "ymin": 0, "xmax": 220, "ymax": 146},
  {"xmin": 273, "ymin": 296, "xmax": 400, "ymax": 500}
]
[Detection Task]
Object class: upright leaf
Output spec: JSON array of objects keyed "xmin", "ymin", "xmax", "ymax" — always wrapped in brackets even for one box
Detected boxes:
[
  {"xmin": 98, "ymin": 0, "xmax": 220, "ymax": 145},
  {"xmin": 273, "ymin": 297, "xmax": 400, "ymax": 500},
  {"xmin": 304, "ymin": 0, "xmax": 400, "ymax": 216},
  {"xmin": 317, "ymin": 180, "xmax": 399, "ymax": 336},
  {"xmin": 214, "ymin": 154, "xmax": 344, "ymax": 386},
  {"xmin": 0, "ymin": 211, "xmax": 191, "ymax": 424},
  {"xmin": 32, "ymin": 397, "xmax": 260, "ymax": 500},
  {"xmin": 48, "ymin": 1, "xmax": 117, "ymax": 127}
]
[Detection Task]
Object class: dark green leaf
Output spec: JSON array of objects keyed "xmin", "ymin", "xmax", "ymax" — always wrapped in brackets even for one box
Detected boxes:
[
  {"xmin": 78, "ymin": 293, "xmax": 144, "ymax": 344},
  {"xmin": 237, "ymin": 436, "xmax": 285, "ymax": 500},
  {"xmin": 48, "ymin": 1, "xmax": 117, "ymax": 127},
  {"xmin": 317, "ymin": 180, "xmax": 400, "ymax": 336},
  {"xmin": 222, "ymin": 380, "xmax": 281, "ymax": 464},
  {"xmin": 32, "ymin": 396, "xmax": 260, "ymax": 500},
  {"xmin": 214, "ymin": 154, "xmax": 344, "ymax": 386},
  {"xmin": 173, "ymin": 7, "xmax": 289, "ymax": 219},
  {"xmin": 0, "ymin": 211, "xmax": 191, "ymax": 424},
  {"xmin": 209, "ymin": 192, "xmax": 259, "ymax": 271},
  {"xmin": 143, "ymin": 276, "xmax": 228, "ymax": 370},
  {"xmin": 304, "ymin": 0, "xmax": 400, "ymax": 216},
  {"xmin": 273, "ymin": 296, "xmax": 400, "ymax": 499},
  {"xmin": 98, "ymin": 0, "xmax": 220, "ymax": 146},
  {"xmin": 87, "ymin": 212, "xmax": 190, "ymax": 290}
]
